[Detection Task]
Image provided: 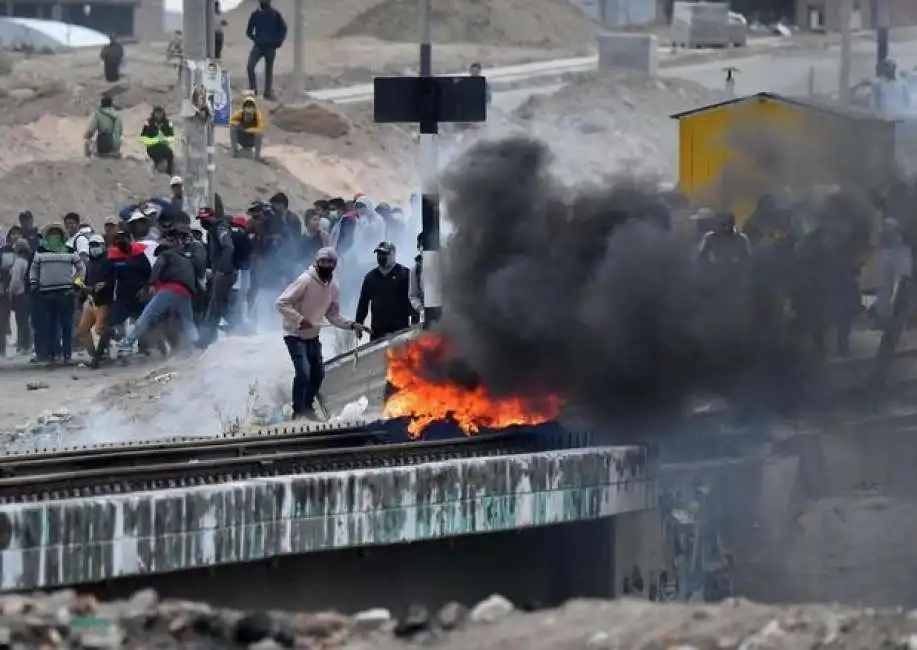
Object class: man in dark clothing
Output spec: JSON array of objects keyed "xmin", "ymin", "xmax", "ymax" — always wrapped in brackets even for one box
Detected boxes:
[
  {"xmin": 100, "ymin": 34, "xmax": 124, "ymax": 83},
  {"xmin": 301, "ymin": 209, "xmax": 328, "ymax": 265},
  {"xmin": 17, "ymin": 211, "xmax": 40, "ymax": 256},
  {"xmin": 355, "ymin": 241, "xmax": 416, "ymax": 341},
  {"xmin": 696, "ymin": 213, "xmax": 751, "ymax": 266},
  {"xmin": 245, "ymin": 0, "xmax": 287, "ymax": 100},
  {"xmin": 270, "ymin": 192, "xmax": 301, "ymax": 239},
  {"xmin": 214, "ymin": 1, "xmax": 227, "ymax": 60},
  {"xmin": 118, "ymin": 229, "xmax": 199, "ymax": 356},
  {"xmin": 140, "ymin": 106, "xmax": 176, "ymax": 175},
  {"xmin": 77, "ymin": 234, "xmax": 113, "ymax": 359},
  {"xmin": 197, "ymin": 206, "xmax": 235, "ymax": 347},
  {"xmin": 91, "ymin": 231, "xmax": 152, "ymax": 368}
]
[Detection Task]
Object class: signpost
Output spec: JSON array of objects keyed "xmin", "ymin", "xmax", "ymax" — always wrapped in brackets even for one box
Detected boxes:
[{"xmin": 372, "ymin": 0, "xmax": 487, "ymax": 328}]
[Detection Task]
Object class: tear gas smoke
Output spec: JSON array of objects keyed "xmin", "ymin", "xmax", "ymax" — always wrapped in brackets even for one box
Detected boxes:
[{"xmin": 417, "ymin": 135, "xmax": 874, "ymax": 428}]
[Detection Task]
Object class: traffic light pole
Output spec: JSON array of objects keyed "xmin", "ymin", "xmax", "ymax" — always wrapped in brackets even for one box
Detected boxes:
[{"xmin": 418, "ymin": 0, "xmax": 442, "ymax": 328}]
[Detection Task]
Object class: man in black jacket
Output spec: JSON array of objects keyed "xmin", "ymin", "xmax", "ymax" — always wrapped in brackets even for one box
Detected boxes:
[
  {"xmin": 245, "ymin": 0, "xmax": 286, "ymax": 99},
  {"xmin": 117, "ymin": 229, "xmax": 199, "ymax": 356},
  {"xmin": 355, "ymin": 241, "xmax": 416, "ymax": 341},
  {"xmin": 91, "ymin": 231, "xmax": 151, "ymax": 368},
  {"xmin": 197, "ymin": 204, "xmax": 235, "ymax": 347}
]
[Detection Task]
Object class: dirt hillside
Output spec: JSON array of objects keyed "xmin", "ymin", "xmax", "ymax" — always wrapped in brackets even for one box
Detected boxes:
[
  {"xmin": 224, "ymin": 0, "xmax": 390, "ymax": 40},
  {"xmin": 0, "ymin": 156, "xmax": 323, "ymax": 232},
  {"xmin": 334, "ymin": 0, "xmax": 601, "ymax": 48},
  {"xmin": 500, "ymin": 73, "xmax": 730, "ymax": 181}
]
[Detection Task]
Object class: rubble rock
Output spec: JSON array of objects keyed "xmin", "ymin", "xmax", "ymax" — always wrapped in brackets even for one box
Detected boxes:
[
  {"xmin": 436, "ymin": 602, "xmax": 467, "ymax": 630},
  {"xmin": 271, "ymin": 101, "xmax": 352, "ymax": 138},
  {"xmin": 394, "ymin": 603, "xmax": 430, "ymax": 638},
  {"xmin": 353, "ymin": 608, "xmax": 392, "ymax": 632},
  {"xmin": 469, "ymin": 594, "xmax": 514, "ymax": 625}
]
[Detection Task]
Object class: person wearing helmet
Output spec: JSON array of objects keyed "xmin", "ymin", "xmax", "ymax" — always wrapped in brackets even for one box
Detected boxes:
[
  {"xmin": 76, "ymin": 234, "xmax": 113, "ymax": 358},
  {"xmin": 229, "ymin": 95, "xmax": 266, "ymax": 160},
  {"xmin": 140, "ymin": 106, "xmax": 175, "ymax": 175},
  {"xmin": 275, "ymin": 247, "xmax": 367, "ymax": 421}
]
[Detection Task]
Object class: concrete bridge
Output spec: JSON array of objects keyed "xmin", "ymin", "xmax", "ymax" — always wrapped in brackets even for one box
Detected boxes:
[{"xmin": 0, "ymin": 444, "xmax": 655, "ymax": 593}]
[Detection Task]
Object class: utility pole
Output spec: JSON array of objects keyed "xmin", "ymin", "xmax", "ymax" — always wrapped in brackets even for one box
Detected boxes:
[
  {"xmin": 416, "ymin": 0, "xmax": 440, "ymax": 328},
  {"xmin": 289, "ymin": 0, "xmax": 305, "ymax": 97},
  {"xmin": 839, "ymin": 0, "xmax": 852, "ymax": 103},
  {"xmin": 372, "ymin": 0, "xmax": 486, "ymax": 330},
  {"xmin": 182, "ymin": 0, "xmax": 217, "ymax": 217},
  {"xmin": 873, "ymin": 0, "xmax": 890, "ymax": 68}
]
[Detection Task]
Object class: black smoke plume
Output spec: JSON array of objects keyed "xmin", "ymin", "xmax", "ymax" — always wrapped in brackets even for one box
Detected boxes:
[{"xmin": 421, "ymin": 135, "xmax": 873, "ymax": 427}]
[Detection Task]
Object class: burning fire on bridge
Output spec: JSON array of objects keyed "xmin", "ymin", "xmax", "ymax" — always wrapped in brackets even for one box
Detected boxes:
[{"xmin": 382, "ymin": 334, "xmax": 562, "ymax": 437}]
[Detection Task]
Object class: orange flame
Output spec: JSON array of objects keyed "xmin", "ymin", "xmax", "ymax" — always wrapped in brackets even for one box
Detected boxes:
[{"xmin": 382, "ymin": 334, "xmax": 562, "ymax": 438}]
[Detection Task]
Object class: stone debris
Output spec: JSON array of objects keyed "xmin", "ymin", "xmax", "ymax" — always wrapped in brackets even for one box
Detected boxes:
[
  {"xmin": 25, "ymin": 381, "xmax": 49, "ymax": 391},
  {"xmin": 0, "ymin": 591, "xmax": 913, "ymax": 649}
]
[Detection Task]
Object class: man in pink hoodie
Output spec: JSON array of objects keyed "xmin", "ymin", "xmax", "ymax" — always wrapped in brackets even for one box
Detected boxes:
[{"xmin": 276, "ymin": 247, "xmax": 368, "ymax": 421}]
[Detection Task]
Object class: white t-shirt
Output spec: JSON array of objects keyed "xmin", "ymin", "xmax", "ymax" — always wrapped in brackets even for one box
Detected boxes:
[{"xmin": 67, "ymin": 231, "xmax": 91, "ymax": 257}]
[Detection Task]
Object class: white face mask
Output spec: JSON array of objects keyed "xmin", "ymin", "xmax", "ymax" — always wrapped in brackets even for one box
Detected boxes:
[{"xmin": 328, "ymin": 210, "xmax": 339, "ymax": 219}]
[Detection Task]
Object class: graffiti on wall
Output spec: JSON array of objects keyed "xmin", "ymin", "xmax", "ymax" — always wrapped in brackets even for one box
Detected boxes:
[{"xmin": 624, "ymin": 477, "xmax": 734, "ymax": 602}]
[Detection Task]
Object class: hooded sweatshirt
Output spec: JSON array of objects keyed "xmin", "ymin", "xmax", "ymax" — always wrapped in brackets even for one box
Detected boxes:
[{"xmin": 276, "ymin": 262, "xmax": 353, "ymax": 339}]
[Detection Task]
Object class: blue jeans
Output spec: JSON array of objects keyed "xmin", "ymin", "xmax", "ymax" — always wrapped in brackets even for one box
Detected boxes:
[
  {"xmin": 283, "ymin": 335, "xmax": 324, "ymax": 415},
  {"xmin": 123, "ymin": 289, "xmax": 198, "ymax": 348},
  {"xmin": 35, "ymin": 290, "xmax": 74, "ymax": 360}
]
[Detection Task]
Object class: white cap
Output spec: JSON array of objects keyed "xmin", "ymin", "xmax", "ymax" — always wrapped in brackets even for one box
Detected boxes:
[
  {"xmin": 170, "ymin": 175, "xmax": 183, "ymax": 186},
  {"xmin": 128, "ymin": 210, "xmax": 148, "ymax": 222}
]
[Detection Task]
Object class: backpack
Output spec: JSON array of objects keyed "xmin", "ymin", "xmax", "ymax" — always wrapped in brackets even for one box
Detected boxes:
[
  {"xmin": 229, "ymin": 223, "xmax": 252, "ymax": 271},
  {"xmin": 95, "ymin": 111, "xmax": 116, "ymax": 155}
]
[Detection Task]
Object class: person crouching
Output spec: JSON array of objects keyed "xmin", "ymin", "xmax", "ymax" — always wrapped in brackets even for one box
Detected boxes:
[
  {"xmin": 275, "ymin": 247, "xmax": 368, "ymax": 421},
  {"xmin": 140, "ymin": 106, "xmax": 176, "ymax": 175},
  {"xmin": 229, "ymin": 95, "xmax": 266, "ymax": 160}
]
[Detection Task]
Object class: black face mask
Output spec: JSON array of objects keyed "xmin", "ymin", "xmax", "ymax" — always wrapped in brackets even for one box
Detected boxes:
[
  {"xmin": 376, "ymin": 253, "xmax": 390, "ymax": 268},
  {"xmin": 199, "ymin": 219, "xmax": 213, "ymax": 230},
  {"xmin": 315, "ymin": 266, "xmax": 333, "ymax": 281}
]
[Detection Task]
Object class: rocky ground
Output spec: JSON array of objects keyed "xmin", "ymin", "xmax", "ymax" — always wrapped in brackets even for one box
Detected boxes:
[{"xmin": 3, "ymin": 590, "xmax": 917, "ymax": 650}]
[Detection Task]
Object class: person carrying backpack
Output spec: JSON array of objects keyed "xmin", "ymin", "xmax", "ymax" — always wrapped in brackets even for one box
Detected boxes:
[{"xmin": 84, "ymin": 95, "xmax": 123, "ymax": 158}]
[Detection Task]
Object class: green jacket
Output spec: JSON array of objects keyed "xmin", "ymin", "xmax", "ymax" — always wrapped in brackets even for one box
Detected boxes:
[{"xmin": 85, "ymin": 107, "xmax": 123, "ymax": 149}]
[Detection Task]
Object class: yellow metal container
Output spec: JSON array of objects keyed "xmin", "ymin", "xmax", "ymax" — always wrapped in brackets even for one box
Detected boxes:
[{"xmin": 671, "ymin": 92, "xmax": 896, "ymax": 223}]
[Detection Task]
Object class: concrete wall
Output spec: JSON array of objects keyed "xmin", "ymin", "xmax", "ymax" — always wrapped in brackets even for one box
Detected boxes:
[{"xmin": 85, "ymin": 519, "xmax": 617, "ymax": 613}]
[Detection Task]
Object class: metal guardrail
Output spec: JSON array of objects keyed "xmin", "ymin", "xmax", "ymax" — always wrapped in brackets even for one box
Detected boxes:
[{"xmin": 0, "ymin": 423, "xmax": 601, "ymax": 502}]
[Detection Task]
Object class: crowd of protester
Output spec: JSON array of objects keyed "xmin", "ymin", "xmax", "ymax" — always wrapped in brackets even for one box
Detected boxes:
[{"xmin": 0, "ymin": 177, "xmax": 422, "ymax": 385}]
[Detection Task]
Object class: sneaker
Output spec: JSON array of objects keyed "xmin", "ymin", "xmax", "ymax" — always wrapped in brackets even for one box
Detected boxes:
[
  {"xmin": 292, "ymin": 408, "xmax": 323, "ymax": 423},
  {"xmin": 116, "ymin": 342, "xmax": 134, "ymax": 358}
]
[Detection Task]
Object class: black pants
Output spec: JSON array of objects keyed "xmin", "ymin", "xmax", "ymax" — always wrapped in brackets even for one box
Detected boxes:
[
  {"xmin": 0, "ymin": 293, "xmax": 9, "ymax": 355},
  {"xmin": 34, "ymin": 290, "xmax": 75, "ymax": 361},
  {"xmin": 246, "ymin": 45, "xmax": 276, "ymax": 97},
  {"xmin": 199, "ymin": 271, "xmax": 236, "ymax": 347},
  {"xmin": 146, "ymin": 143, "xmax": 174, "ymax": 175},
  {"xmin": 283, "ymin": 335, "xmax": 324, "ymax": 415},
  {"xmin": 215, "ymin": 31, "xmax": 224, "ymax": 59}
]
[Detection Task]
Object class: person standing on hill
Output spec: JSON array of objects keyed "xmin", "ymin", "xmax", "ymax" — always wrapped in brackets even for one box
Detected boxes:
[{"xmin": 245, "ymin": 0, "xmax": 287, "ymax": 101}]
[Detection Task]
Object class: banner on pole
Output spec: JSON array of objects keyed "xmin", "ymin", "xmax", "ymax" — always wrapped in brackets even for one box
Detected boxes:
[{"xmin": 182, "ymin": 59, "xmax": 231, "ymax": 125}]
